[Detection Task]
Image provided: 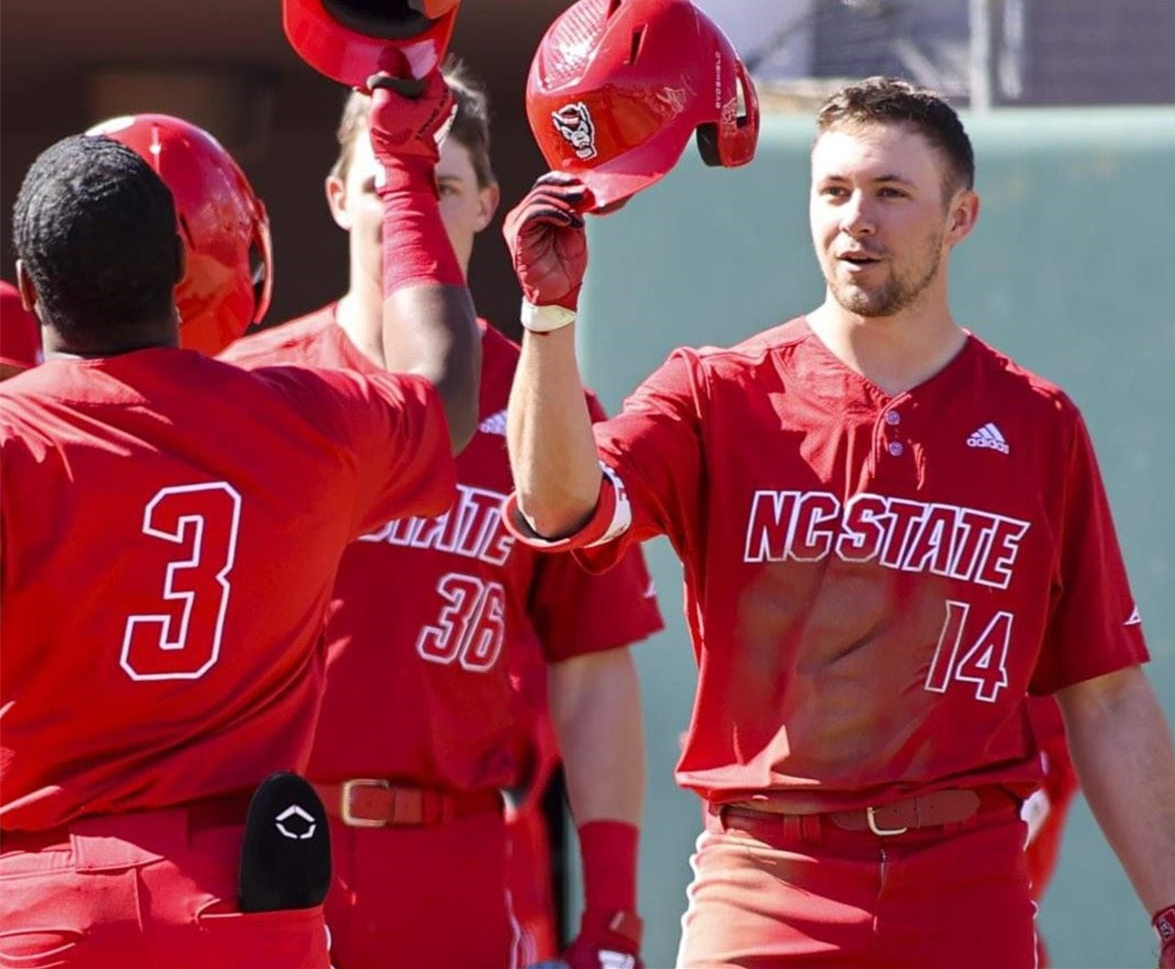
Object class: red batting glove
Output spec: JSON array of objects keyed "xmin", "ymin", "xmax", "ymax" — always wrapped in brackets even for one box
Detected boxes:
[
  {"xmin": 502, "ymin": 173, "xmax": 589, "ymax": 331},
  {"xmin": 365, "ymin": 66, "xmax": 455, "ymax": 182},
  {"xmin": 1155, "ymin": 904, "xmax": 1175, "ymax": 969},
  {"xmin": 561, "ymin": 908, "xmax": 643, "ymax": 969}
]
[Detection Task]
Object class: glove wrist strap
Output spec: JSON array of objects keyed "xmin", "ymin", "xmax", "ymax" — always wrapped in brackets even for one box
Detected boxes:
[{"xmin": 521, "ymin": 300, "xmax": 577, "ymax": 333}]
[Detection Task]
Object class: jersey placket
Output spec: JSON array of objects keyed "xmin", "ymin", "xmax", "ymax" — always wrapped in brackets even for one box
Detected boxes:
[{"xmin": 868, "ymin": 396, "xmax": 920, "ymax": 493}]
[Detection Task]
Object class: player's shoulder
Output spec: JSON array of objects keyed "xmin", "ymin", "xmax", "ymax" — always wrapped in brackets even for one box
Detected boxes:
[
  {"xmin": 965, "ymin": 334, "xmax": 1082, "ymax": 423},
  {"xmin": 665, "ymin": 317, "xmax": 807, "ymax": 378},
  {"xmin": 219, "ymin": 304, "xmax": 337, "ymax": 367}
]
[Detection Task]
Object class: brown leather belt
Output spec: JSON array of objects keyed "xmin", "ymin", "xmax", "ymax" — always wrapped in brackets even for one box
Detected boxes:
[
  {"xmin": 0, "ymin": 791, "xmax": 255, "ymax": 854},
  {"xmin": 313, "ymin": 780, "xmax": 503, "ymax": 828},
  {"xmin": 724, "ymin": 786, "xmax": 1015, "ymax": 836}
]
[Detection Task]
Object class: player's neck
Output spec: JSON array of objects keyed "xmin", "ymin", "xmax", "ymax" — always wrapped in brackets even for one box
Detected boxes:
[
  {"xmin": 806, "ymin": 298, "xmax": 966, "ymax": 397},
  {"xmin": 42, "ymin": 313, "xmax": 180, "ymax": 359}
]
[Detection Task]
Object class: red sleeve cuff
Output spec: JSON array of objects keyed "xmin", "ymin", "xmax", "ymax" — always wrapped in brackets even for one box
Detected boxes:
[{"xmin": 501, "ymin": 464, "xmax": 632, "ymax": 552}]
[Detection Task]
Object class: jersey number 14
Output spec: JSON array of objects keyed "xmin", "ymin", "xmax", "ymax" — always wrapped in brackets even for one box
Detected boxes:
[{"xmin": 924, "ymin": 599, "xmax": 1013, "ymax": 703}]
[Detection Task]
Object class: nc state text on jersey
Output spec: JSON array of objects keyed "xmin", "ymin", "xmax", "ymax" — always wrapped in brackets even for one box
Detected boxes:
[
  {"xmin": 743, "ymin": 490, "xmax": 1030, "ymax": 590},
  {"xmin": 358, "ymin": 484, "xmax": 514, "ymax": 565}
]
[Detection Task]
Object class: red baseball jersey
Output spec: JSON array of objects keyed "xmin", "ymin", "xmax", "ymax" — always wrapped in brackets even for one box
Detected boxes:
[
  {"xmin": 221, "ymin": 306, "xmax": 663, "ymax": 791},
  {"xmin": 0, "ymin": 348, "xmax": 455, "ymax": 830},
  {"xmin": 512, "ymin": 317, "xmax": 1147, "ymax": 808}
]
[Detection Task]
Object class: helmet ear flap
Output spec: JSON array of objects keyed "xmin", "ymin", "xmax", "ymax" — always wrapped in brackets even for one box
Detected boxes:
[
  {"xmin": 695, "ymin": 123, "xmax": 723, "ymax": 168},
  {"xmin": 695, "ymin": 56, "xmax": 760, "ymax": 169},
  {"xmin": 248, "ymin": 201, "xmax": 274, "ymax": 327}
]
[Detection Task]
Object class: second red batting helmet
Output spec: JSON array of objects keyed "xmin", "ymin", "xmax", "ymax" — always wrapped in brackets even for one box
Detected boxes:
[
  {"xmin": 87, "ymin": 114, "xmax": 273, "ymax": 356},
  {"xmin": 526, "ymin": 0, "xmax": 760, "ymax": 211},
  {"xmin": 283, "ymin": 0, "xmax": 461, "ymax": 87}
]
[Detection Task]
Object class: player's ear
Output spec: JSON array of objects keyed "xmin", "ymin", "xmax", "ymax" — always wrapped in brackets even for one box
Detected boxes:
[
  {"xmin": 946, "ymin": 188, "xmax": 979, "ymax": 246},
  {"xmin": 325, "ymin": 173, "xmax": 353, "ymax": 232},
  {"xmin": 474, "ymin": 181, "xmax": 500, "ymax": 234},
  {"xmin": 15, "ymin": 260, "xmax": 39, "ymax": 317}
]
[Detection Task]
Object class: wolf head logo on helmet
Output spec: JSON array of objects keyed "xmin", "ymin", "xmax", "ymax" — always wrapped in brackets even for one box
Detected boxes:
[
  {"xmin": 283, "ymin": 0, "xmax": 461, "ymax": 87},
  {"xmin": 526, "ymin": 0, "xmax": 760, "ymax": 211},
  {"xmin": 552, "ymin": 102, "xmax": 599, "ymax": 161},
  {"xmin": 86, "ymin": 114, "xmax": 273, "ymax": 356}
]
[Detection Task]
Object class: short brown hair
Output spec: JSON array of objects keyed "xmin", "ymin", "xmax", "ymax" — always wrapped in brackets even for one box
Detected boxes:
[
  {"xmin": 816, "ymin": 76, "xmax": 974, "ymax": 195},
  {"xmin": 331, "ymin": 55, "xmax": 495, "ymax": 187}
]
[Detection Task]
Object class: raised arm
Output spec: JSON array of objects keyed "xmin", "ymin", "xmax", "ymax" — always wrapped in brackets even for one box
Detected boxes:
[
  {"xmin": 1056, "ymin": 665, "xmax": 1175, "ymax": 965},
  {"xmin": 503, "ymin": 175, "xmax": 603, "ymax": 538},
  {"xmin": 367, "ymin": 70, "xmax": 480, "ymax": 453}
]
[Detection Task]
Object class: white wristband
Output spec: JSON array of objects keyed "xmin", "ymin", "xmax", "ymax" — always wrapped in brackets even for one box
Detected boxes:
[{"xmin": 520, "ymin": 300, "xmax": 577, "ymax": 333}]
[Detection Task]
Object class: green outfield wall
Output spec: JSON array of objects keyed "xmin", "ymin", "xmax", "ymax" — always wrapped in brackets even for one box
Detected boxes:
[{"xmin": 566, "ymin": 106, "xmax": 1175, "ymax": 969}]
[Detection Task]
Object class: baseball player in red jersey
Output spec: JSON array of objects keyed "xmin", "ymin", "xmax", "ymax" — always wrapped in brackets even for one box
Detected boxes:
[
  {"xmin": 500, "ymin": 37, "xmax": 1175, "ymax": 968},
  {"xmin": 221, "ymin": 61, "xmax": 663, "ymax": 969},
  {"xmin": 0, "ymin": 69, "xmax": 481, "ymax": 968}
]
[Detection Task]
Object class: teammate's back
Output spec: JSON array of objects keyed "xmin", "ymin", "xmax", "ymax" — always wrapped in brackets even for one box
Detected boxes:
[
  {"xmin": 0, "ymin": 77, "xmax": 479, "ymax": 969},
  {"xmin": 0, "ymin": 347, "xmax": 454, "ymax": 830}
]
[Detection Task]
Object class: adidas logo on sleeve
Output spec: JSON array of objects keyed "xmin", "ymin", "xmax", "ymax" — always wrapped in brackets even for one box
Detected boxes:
[
  {"xmin": 477, "ymin": 409, "xmax": 508, "ymax": 436},
  {"xmin": 966, "ymin": 422, "xmax": 1009, "ymax": 454}
]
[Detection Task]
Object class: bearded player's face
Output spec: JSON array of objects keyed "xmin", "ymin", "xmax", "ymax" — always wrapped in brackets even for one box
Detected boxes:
[{"xmin": 809, "ymin": 123, "xmax": 974, "ymax": 319}]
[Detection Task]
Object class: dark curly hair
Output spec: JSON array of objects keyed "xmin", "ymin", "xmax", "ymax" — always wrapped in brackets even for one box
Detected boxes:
[
  {"xmin": 13, "ymin": 134, "xmax": 181, "ymax": 343},
  {"xmin": 817, "ymin": 76, "xmax": 974, "ymax": 196}
]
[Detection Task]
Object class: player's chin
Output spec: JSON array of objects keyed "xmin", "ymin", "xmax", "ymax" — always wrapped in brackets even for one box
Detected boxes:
[{"xmin": 831, "ymin": 285, "xmax": 895, "ymax": 318}]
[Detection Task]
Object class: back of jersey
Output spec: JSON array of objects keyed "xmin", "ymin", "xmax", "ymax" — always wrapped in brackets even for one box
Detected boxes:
[{"xmin": 0, "ymin": 347, "xmax": 454, "ymax": 831}]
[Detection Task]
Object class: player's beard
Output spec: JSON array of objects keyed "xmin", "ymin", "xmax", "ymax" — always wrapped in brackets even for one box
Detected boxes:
[{"xmin": 828, "ymin": 229, "xmax": 944, "ymax": 318}]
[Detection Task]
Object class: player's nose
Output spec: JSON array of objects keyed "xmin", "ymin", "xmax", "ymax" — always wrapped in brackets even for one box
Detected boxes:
[{"xmin": 838, "ymin": 191, "xmax": 876, "ymax": 236}]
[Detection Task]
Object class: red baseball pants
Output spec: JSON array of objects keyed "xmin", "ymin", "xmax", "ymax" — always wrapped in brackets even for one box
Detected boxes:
[
  {"xmin": 325, "ymin": 808, "xmax": 520, "ymax": 968},
  {"xmin": 676, "ymin": 801, "xmax": 1036, "ymax": 968},
  {"xmin": 0, "ymin": 805, "xmax": 328, "ymax": 968}
]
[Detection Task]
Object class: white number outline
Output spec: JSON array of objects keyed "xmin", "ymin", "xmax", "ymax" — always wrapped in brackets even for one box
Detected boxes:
[
  {"xmin": 120, "ymin": 482, "xmax": 242, "ymax": 681},
  {"xmin": 415, "ymin": 572, "xmax": 507, "ymax": 672},
  {"xmin": 924, "ymin": 599, "xmax": 1013, "ymax": 703}
]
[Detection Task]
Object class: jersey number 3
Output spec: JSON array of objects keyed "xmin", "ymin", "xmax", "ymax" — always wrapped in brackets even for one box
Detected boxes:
[{"xmin": 120, "ymin": 483, "xmax": 242, "ymax": 681}]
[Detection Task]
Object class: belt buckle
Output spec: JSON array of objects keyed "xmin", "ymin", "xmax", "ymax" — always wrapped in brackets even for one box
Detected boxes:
[
  {"xmin": 341, "ymin": 778, "xmax": 390, "ymax": 828},
  {"xmin": 866, "ymin": 805, "xmax": 908, "ymax": 836}
]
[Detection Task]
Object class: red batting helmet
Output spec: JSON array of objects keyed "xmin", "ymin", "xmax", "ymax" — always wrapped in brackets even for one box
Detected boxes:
[
  {"xmin": 87, "ymin": 114, "xmax": 273, "ymax": 356},
  {"xmin": 284, "ymin": 0, "xmax": 461, "ymax": 87},
  {"xmin": 526, "ymin": 0, "xmax": 760, "ymax": 211}
]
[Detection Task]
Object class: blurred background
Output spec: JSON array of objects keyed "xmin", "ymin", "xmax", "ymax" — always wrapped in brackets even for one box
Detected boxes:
[
  {"xmin": 4, "ymin": 0, "xmax": 1173, "ymax": 338},
  {"xmin": 3, "ymin": 2, "xmax": 1174, "ymax": 967}
]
